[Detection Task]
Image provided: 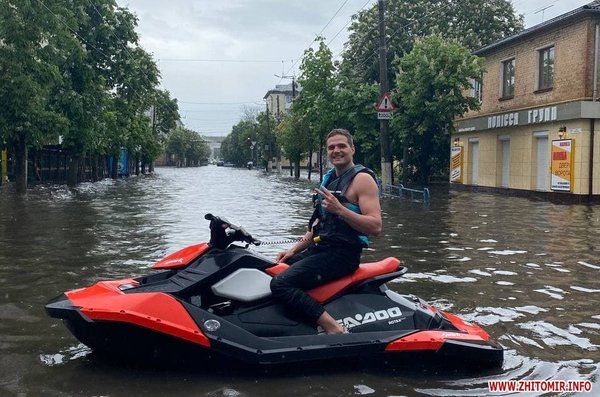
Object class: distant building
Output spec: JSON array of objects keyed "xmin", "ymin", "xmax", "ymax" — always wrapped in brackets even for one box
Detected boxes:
[
  {"xmin": 202, "ymin": 135, "xmax": 225, "ymax": 160},
  {"xmin": 453, "ymin": 1, "xmax": 600, "ymax": 199},
  {"xmin": 263, "ymin": 82, "xmax": 298, "ymax": 121}
]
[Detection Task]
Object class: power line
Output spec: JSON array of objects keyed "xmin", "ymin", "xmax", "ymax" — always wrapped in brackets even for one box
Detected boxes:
[
  {"xmin": 327, "ymin": 0, "xmax": 373, "ymax": 48},
  {"xmin": 351, "ymin": 1, "xmax": 454, "ymax": 72},
  {"xmin": 279, "ymin": 0, "xmax": 374, "ymax": 82},
  {"xmin": 318, "ymin": 0, "xmax": 351, "ymax": 37},
  {"xmin": 158, "ymin": 58, "xmax": 298, "ymax": 63},
  {"xmin": 179, "ymin": 100, "xmax": 263, "ymax": 105},
  {"xmin": 35, "ymin": 0, "xmax": 110, "ymax": 59}
]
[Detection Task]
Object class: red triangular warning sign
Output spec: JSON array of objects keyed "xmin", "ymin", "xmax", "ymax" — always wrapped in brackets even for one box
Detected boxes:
[{"xmin": 376, "ymin": 92, "xmax": 396, "ymax": 112}]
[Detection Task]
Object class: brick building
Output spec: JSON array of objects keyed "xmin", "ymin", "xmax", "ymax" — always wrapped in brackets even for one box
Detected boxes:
[{"xmin": 452, "ymin": 1, "xmax": 600, "ymax": 199}]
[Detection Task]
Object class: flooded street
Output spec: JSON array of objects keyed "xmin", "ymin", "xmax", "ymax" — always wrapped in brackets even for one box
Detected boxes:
[{"xmin": 1, "ymin": 166, "xmax": 599, "ymax": 396}]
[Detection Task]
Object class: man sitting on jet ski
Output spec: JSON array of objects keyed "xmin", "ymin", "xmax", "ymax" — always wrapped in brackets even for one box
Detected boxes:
[{"xmin": 271, "ymin": 128, "xmax": 382, "ymax": 334}]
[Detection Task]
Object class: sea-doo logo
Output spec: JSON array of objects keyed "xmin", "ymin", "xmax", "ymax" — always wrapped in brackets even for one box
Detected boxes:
[{"xmin": 338, "ymin": 307, "xmax": 403, "ymax": 329}]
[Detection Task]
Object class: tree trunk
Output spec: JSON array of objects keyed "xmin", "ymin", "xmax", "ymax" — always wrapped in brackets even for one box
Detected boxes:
[
  {"xmin": 294, "ymin": 159, "xmax": 300, "ymax": 180},
  {"xmin": 135, "ymin": 155, "xmax": 140, "ymax": 175},
  {"xmin": 91, "ymin": 155, "xmax": 99, "ymax": 182},
  {"xmin": 14, "ymin": 134, "xmax": 27, "ymax": 194},
  {"xmin": 417, "ymin": 131, "xmax": 433, "ymax": 185},
  {"xmin": 149, "ymin": 161, "xmax": 154, "ymax": 173},
  {"xmin": 111, "ymin": 154, "xmax": 119, "ymax": 179}
]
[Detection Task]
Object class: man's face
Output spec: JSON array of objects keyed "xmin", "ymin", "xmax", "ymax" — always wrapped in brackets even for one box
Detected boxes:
[{"xmin": 326, "ymin": 134, "xmax": 355, "ymax": 168}]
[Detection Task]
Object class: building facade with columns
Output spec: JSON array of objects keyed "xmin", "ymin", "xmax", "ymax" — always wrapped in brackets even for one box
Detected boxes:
[{"xmin": 452, "ymin": 2, "xmax": 600, "ymax": 199}]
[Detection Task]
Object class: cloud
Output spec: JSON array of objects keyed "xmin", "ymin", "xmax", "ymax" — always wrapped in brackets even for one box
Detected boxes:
[{"xmin": 117, "ymin": 0, "xmax": 593, "ymax": 136}]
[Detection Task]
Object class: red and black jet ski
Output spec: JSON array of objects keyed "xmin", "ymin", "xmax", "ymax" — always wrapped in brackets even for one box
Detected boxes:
[{"xmin": 46, "ymin": 214, "xmax": 503, "ymax": 370}]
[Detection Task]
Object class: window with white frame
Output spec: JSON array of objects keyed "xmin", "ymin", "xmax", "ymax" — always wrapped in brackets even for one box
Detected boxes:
[
  {"xmin": 538, "ymin": 46, "xmax": 554, "ymax": 90},
  {"xmin": 502, "ymin": 58, "xmax": 515, "ymax": 98},
  {"xmin": 470, "ymin": 77, "xmax": 483, "ymax": 103}
]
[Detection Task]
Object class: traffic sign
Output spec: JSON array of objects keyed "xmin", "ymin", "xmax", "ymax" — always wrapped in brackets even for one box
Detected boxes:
[
  {"xmin": 377, "ymin": 112, "xmax": 393, "ymax": 120},
  {"xmin": 376, "ymin": 92, "xmax": 396, "ymax": 112}
]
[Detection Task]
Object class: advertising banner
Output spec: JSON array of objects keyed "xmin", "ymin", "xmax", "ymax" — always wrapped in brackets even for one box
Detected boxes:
[
  {"xmin": 450, "ymin": 146, "xmax": 463, "ymax": 183},
  {"xmin": 551, "ymin": 139, "xmax": 574, "ymax": 192}
]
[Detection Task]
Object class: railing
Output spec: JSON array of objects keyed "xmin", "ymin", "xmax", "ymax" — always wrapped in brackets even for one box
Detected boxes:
[{"xmin": 379, "ymin": 183, "xmax": 430, "ymax": 203}]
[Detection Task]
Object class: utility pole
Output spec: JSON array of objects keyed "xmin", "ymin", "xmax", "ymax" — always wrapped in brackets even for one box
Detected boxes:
[{"xmin": 378, "ymin": 0, "xmax": 393, "ymax": 186}]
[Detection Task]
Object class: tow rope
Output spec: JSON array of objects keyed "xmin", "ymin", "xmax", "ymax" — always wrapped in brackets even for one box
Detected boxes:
[{"xmin": 256, "ymin": 237, "xmax": 314, "ymax": 246}]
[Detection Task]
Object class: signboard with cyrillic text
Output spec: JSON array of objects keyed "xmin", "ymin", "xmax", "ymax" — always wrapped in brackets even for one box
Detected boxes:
[
  {"xmin": 450, "ymin": 146, "xmax": 463, "ymax": 183},
  {"xmin": 551, "ymin": 139, "xmax": 574, "ymax": 192}
]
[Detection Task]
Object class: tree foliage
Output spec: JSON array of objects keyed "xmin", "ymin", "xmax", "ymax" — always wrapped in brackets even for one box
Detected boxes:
[
  {"xmin": 335, "ymin": 0, "xmax": 523, "ymax": 183},
  {"xmin": 165, "ymin": 128, "xmax": 210, "ymax": 167},
  {"xmin": 293, "ymin": 37, "xmax": 336, "ymax": 178},
  {"xmin": 344, "ymin": 0, "xmax": 523, "ymax": 85},
  {"xmin": 392, "ymin": 35, "xmax": 485, "ymax": 183},
  {"xmin": 0, "ymin": 0, "xmax": 180, "ymax": 191}
]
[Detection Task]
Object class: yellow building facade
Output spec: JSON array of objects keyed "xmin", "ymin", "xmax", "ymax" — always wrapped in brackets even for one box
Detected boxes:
[{"xmin": 453, "ymin": 3, "xmax": 600, "ymax": 199}]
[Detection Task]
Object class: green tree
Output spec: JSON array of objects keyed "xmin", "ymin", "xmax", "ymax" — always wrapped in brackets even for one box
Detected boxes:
[
  {"xmin": 294, "ymin": 37, "xmax": 336, "ymax": 180},
  {"xmin": 339, "ymin": 0, "xmax": 522, "ymax": 184},
  {"xmin": 344, "ymin": 0, "xmax": 523, "ymax": 85},
  {"xmin": 254, "ymin": 111, "xmax": 277, "ymax": 171},
  {"xmin": 220, "ymin": 120, "xmax": 255, "ymax": 167},
  {"xmin": 277, "ymin": 113, "xmax": 310, "ymax": 179},
  {"xmin": 393, "ymin": 35, "xmax": 484, "ymax": 183},
  {"xmin": 0, "ymin": 0, "xmax": 73, "ymax": 193},
  {"xmin": 332, "ymin": 64, "xmax": 381, "ymax": 171},
  {"xmin": 165, "ymin": 128, "xmax": 209, "ymax": 167}
]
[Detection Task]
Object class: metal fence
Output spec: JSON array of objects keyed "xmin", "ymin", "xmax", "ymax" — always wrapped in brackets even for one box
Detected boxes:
[{"xmin": 379, "ymin": 182, "xmax": 430, "ymax": 203}]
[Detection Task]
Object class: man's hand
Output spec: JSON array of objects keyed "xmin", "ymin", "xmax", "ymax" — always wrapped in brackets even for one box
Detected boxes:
[
  {"xmin": 314, "ymin": 187, "xmax": 344, "ymax": 215},
  {"xmin": 276, "ymin": 249, "xmax": 294, "ymax": 263}
]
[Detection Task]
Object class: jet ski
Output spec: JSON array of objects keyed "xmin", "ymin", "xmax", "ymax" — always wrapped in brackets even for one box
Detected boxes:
[{"xmin": 46, "ymin": 214, "xmax": 503, "ymax": 370}]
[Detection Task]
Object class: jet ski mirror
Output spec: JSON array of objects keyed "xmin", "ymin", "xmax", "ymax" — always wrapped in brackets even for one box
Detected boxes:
[{"xmin": 205, "ymin": 213, "xmax": 261, "ymax": 249}]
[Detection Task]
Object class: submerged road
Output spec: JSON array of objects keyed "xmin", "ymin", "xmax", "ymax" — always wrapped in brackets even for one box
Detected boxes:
[{"xmin": 0, "ymin": 165, "xmax": 598, "ymax": 396}]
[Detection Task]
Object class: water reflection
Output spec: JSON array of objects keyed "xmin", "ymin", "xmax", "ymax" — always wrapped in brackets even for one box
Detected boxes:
[{"xmin": 1, "ymin": 166, "xmax": 599, "ymax": 396}]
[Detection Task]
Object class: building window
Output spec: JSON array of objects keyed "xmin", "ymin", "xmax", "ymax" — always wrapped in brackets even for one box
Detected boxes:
[
  {"xmin": 538, "ymin": 46, "xmax": 554, "ymax": 90},
  {"xmin": 470, "ymin": 77, "xmax": 483, "ymax": 103},
  {"xmin": 502, "ymin": 58, "xmax": 515, "ymax": 98}
]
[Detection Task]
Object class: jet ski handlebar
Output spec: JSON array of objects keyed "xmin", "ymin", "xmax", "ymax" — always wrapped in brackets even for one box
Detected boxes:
[{"xmin": 204, "ymin": 213, "xmax": 262, "ymax": 249}]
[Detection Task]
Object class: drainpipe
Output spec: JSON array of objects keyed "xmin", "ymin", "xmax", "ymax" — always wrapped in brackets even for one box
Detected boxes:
[{"xmin": 590, "ymin": 24, "xmax": 599, "ymax": 201}]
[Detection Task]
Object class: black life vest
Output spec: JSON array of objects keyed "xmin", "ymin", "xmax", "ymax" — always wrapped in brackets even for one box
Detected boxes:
[{"xmin": 309, "ymin": 164, "xmax": 377, "ymax": 248}]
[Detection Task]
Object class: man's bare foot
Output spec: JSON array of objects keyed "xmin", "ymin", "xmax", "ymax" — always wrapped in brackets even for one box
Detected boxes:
[{"xmin": 317, "ymin": 311, "xmax": 344, "ymax": 334}]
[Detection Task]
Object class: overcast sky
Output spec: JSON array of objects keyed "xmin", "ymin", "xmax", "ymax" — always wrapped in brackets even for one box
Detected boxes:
[{"xmin": 115, "ymin": 0, "xmax": 594, "ymax": 136}]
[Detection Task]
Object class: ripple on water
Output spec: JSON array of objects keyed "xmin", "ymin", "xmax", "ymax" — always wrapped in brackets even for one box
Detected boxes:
[
  {"xmin": 489, "ymin": 249, "xmax": 528, "ymax": 255},
  {"xmin": 534, "ymin": 286, "xmax": 566, "ymax": 300},
  {"xmin": 519, "ymin": 321, "xmax": 598, "ymax": 350},
  {"xmin": 39, "ymin": 343, "xmax": 91, "ymax": 366},
  {"xmin": 399, "ymin": 272, "xmax": 478, "ymax": 284},
  {"xmin": 578, "ymin": 261, "xmax": 600, "ymax": 270}
]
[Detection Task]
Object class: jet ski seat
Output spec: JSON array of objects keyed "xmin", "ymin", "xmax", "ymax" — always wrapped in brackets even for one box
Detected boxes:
[{"xmin": 266, "ymin": 257, "xmax": 402, "ymax": 304}]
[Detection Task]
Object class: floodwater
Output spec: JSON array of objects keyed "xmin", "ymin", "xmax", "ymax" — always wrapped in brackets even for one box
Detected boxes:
[{"xmin": 0, "ymin": 166, "xmax": 598, "ymax": 396}]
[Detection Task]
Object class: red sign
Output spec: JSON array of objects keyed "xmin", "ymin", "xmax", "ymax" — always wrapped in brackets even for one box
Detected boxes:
[{"xmin": 376, "ymin": 92, "xmax": 396, "ymax": 112}]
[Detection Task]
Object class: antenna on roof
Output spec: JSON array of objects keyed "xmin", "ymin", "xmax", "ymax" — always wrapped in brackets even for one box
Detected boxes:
[{"xmin": 534, "ymin": 4, "xmax": 554, "ymax": 23}]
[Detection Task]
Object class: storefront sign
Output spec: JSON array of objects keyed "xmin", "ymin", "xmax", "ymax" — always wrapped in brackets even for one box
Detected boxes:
[
  {"xmin": 551, "ymin": 139, "xmax": 574, "ymax": 192},
  {"xmin": 450, "ymin": 146, "xmax": 463, "ymax": 183},
  {"xmin": 488, "ymin": 112, "xmax": 519, "ymax": 129},
  {"xmin": 528, "ymin": 106, "xmax": 557, "ymax": 124}
]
